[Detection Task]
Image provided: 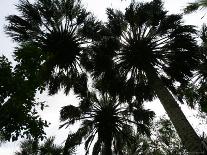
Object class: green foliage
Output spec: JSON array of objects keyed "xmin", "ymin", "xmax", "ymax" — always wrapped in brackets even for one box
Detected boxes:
[
  {"xmin": 0, "ymin": 56, "xmax": 13, "ymax": 104},
  {"xmin": 0, "ymin": 55, "xmax": 48, "ymax": 141}
]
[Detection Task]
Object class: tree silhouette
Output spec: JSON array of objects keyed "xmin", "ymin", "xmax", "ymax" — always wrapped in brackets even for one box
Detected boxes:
[
  {"xmin": 177, "ymin": 24, "xmax": 207, "ymax": 113},
  {"xmin": 87, "ymin": 0, "xmax": 201, "ymax": 152},
  {"xmin": 0, "ymin": 56, "xmax": 48, "ymax": 141},
  {"xmin": 3, "ymin": 0, "xmax": 205, "ymax": 153},
  {"xmin": 60, "ymin": 91, "xmax": 154, "ymax": 155},
  {"xmin": 5, "ymin": 0, "xmax": 96, "ymax": 96}
]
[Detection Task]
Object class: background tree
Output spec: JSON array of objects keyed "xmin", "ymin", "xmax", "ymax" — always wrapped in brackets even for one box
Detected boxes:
[
  {"xmin": 0, "ymin": 55, "xmax": 48, "ymax": 141},
  {"xmin": 122, "ymin": 116, "xmax": 187, "ymax": 155},
  {"xmin": 0, "ymin": 132, "xmax": 6, "ymax": 146}
]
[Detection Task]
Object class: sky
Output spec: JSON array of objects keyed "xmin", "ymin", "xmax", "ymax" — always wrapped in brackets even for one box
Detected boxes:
[{"xmin": 0, "ymin": 0, "xmax": 207, "ymax": 154}]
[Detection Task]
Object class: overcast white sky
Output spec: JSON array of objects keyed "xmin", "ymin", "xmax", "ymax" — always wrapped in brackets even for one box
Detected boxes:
[{"xmin": 0, "ymin": 0, "xmax": 207, "ymax": 154}]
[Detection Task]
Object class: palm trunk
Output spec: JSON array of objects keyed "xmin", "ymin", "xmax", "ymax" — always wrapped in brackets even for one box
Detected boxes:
[
  {"xmin": 146, "ymin": 65, "xmax": 202, "ymax": 153},
  {"xmin": 102, "ymin": 135, "xmax": 112, "ymax": 155}
]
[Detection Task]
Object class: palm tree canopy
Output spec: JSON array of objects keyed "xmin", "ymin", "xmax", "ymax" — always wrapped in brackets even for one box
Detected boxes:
[
  {"xmin": 59, "ymin": 91, "xmax": 155, "ymax": 155},
  {"xmin": 5, "ymin": 0, "xmax": 97, "ymax": 96},
  {"xmin": 4, "ymin": 0, "xmax": 202, "ymax": 152},
  {"xmin": 88, "ymin": 0, "xmax": 199, "ymax": 102},
  {"xmin": 84, "ymin": 1, "xmax": 201, "ymax": 152}
]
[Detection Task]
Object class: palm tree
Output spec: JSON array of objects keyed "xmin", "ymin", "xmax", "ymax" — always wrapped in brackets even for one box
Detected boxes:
[
  {"xmin": 184, "ymin": 0, "xmax": 207, "ymax": 14},
  {"xmin": 5, "ymin": 0, "xmax": 95, "ymax": 96},
  {"xmin": 88, "ymin": 0, "xmax": 201, "ymax": 152},
  {"xmin": 59, "ymin": 91, "xmax": 154, "ymax": 155},
  {"xmin": 15, "ymin": 137, "xmax": 64, "ymax": 155},
  {"xmin": 4, "ymin": 0, "xmax": 203, "ymax": 152}
]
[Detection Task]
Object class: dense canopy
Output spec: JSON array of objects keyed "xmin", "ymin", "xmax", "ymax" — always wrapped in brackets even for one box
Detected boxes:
[{"xmin": 0, "ymin": 0, "xmax": 207, "ymax": 154}]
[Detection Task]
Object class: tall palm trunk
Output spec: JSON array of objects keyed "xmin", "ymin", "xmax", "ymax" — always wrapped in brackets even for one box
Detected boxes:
[{"xmin": 145, "ymin": 65, "xmax": 202, "ymax": 153}]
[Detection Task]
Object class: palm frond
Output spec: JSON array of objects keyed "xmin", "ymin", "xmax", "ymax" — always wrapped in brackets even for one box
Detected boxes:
[{"xmin": 184, "ymin": 0, "xmax": 207, "ymax": 14}]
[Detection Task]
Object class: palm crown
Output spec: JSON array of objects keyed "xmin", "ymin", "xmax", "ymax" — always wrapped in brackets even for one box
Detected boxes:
[
  {"xmin": 60, "ymin": 91, "xmax": 154, "ymax": 155},
  {"xmin": 113, "ymin": 0, "xmax": 198, "ymax": 91},
  {"xmin": 6, "ymin": 0, "xmax": 93, "ymax": 95},
  {"xmin": 87, "ymin": 0, "xmax": 198, "ymax": 102}
]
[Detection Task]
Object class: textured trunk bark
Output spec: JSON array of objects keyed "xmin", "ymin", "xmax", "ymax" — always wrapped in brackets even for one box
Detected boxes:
[{"xmin": 146, "ymin": 66, "xmax": 202, "ymax": 153}]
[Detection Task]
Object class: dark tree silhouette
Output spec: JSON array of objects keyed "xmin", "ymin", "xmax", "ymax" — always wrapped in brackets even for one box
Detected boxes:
[
  {"xmin": 5, "ymin": 0, "xmax": 96, "ymax": 96},
  {"xmin": 0, "ymin": 56, "xmax": 48, "ymax": 141},
  {"xmin": 123, "ymin": 116, "xmax": 187, "ymax": 155},
  {"xmin": 4, "ymin": 0, "xmax": 205, "ymax": 153},
  {"xmin": 60, "ymin": 91, "xmax": 154, "ymax": 155},
  {"xmin": 87, "ymin": 0, "xmax": 202, "ymax": 152}
]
